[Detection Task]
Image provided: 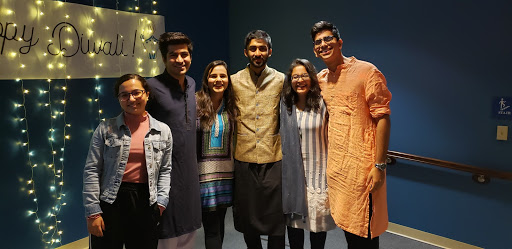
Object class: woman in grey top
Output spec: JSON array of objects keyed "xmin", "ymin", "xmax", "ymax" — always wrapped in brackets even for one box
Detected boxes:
[{"xmin": 280, "ymin": 59, "xmax": 336, "ymax": 249}]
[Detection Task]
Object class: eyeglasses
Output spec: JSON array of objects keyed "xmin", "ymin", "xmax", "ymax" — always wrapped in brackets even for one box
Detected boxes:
[
  {"xmin": 313, "ymin": 35, "xmax": 335, "ymax": 46},
  {"xmin": 291, "ymin": 73, "xmax": 310, "ymax": 81},
  {"xmin": 118, "ymin": 89, "xmax": 146, "ymax": 101}
]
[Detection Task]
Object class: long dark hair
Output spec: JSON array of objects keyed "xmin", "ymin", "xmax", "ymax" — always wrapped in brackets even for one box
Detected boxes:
[
  {"xmin": 282, "ymin": 58, "xmax": 321, "ymax": 113},
  {"xmin": 196, "ymin": 60, "xmax": 236, "ymax": 130}
]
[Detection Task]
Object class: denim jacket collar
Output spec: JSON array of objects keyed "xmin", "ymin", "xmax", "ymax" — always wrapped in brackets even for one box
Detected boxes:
[{"xmin": 115, "ymin": 112, "xmax": 164, "ymax": 132}]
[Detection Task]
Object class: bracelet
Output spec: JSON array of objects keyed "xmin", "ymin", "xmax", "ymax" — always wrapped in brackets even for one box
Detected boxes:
[{"xmin": 375, "ymin": 163, "xmax": 387, "ymax": 171}]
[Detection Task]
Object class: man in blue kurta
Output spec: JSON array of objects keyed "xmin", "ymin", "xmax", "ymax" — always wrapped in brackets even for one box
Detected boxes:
[{"xmin": 146, "ymin": 32, "xmax": 201, "ymax": 249}]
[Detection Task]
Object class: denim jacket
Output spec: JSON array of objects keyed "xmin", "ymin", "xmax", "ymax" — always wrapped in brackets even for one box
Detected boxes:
[{"xmin": 83, "ymin": 112, "xmax": 172, "ymax": 217}]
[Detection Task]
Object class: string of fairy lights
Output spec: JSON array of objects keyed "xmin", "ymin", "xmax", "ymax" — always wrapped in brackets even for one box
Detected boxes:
[
  {"xmin": 91, "ymin": 0, "xmax": 105, "ymax": 123},
  {"xmin": 15, "ymin": 1, "xmax": 70, "ymax": 247},
  {"xmin": 7, "ymin": 0, "xmax": 160, "ymax": 248}
]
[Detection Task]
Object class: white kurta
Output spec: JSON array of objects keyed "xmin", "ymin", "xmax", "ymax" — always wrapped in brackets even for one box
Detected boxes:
[{"xmin": 286, "ymin": 101, "xmax": 336, "ymax": 232}]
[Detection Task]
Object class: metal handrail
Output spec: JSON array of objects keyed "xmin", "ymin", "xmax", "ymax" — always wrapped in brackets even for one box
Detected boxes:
[{"xmin": 387, "ymin": 150, "xmax": 512, "ymax": 183}]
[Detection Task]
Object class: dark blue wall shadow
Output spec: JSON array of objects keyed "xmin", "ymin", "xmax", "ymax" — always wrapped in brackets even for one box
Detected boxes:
[{"xmin": 228, "ymin": 0, "xmax": 512, "ymax": 248}]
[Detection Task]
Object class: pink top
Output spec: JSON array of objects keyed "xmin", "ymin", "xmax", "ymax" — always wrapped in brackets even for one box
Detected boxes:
[
  {"xmin": 122, "ymin": 112, "xmax": 150, "ymax": 183},
  {"xmin": 317, "ymin": 57, "xmax": 392, "ymax": 238}
]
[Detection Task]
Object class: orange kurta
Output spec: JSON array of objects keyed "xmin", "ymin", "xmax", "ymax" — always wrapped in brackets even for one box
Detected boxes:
[{"xmin": 318, "ymin": 56, "xmax": 391, "ymax": 238}]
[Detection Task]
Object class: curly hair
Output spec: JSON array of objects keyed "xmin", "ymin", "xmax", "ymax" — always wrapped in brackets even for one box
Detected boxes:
[
  {"xmin": 282, "ymin": 58, "xmax": 321, "ymax": 114},
  {"xmin": 196, "ymin": 60, "xmax": 237, "ymax": 130}
]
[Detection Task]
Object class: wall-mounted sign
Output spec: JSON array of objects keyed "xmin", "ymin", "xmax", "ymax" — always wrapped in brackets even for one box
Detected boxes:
[
  {"xmin": 0, "ymin": 1, "xmax": 165, "ymax": 79},
  {"xmin": 492, "ymin": 97, "xmax": 512, "ymax": 119}
]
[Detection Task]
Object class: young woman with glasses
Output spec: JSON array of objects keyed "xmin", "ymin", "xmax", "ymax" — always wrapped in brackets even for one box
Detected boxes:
[
  {"xmin": 280, "ymin": 59, "xmax": 336, "ymax": 249},
  {"xmin": 83, "ymin": 74, "xmax": 172, "ymax": 249}
]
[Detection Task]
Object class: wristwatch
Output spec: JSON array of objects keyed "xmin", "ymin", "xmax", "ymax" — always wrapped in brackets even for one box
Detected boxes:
[{"xmin": 375, "ymin": 163, "xmax": 387, "ymax": 171}]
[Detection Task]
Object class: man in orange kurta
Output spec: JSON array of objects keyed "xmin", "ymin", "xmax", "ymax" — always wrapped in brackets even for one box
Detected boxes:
[{"xmin": 310, "ymin": 21, "xmax": 392, "ymax": 248}]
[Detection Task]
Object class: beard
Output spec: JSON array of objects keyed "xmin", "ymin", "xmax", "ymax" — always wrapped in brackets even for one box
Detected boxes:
[{"xmin": 248, "ymin": 56, "xmax": 268, "ymax": 69}]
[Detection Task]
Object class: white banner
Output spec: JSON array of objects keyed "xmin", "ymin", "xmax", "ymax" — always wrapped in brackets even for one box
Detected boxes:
[{"xmin": 0, "ymin": 0, "xmax": 165, "ymax": 79}]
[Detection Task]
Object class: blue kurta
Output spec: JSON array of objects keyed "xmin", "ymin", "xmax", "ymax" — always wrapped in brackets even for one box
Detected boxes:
[{"xmin": 196, "ymin": 102, "xmax": 234, "ymax": 211}]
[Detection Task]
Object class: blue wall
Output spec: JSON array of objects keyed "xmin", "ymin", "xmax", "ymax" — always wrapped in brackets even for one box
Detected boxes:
[
  {"xmin": 1, "ymin": 0, "xmax": 228, "ymax": 248},
  {"xmin": 228, "ymin": 0, "xmax": 512, "ymax": 248},
  {"xmin": 4, "ymin": 0, "xmax": 512, "ymax": 248}
]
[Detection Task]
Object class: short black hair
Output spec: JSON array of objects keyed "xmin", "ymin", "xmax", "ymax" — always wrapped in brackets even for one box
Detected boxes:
[
  {"xmin": 310, "ymin": 21, "xmax": 341, "ymax": 41},
  {"xmin": 114, "ymin": 74, "xmax": 150, "ymax": 98},
  {"xmin": 244, "ymin": 30, "xmax": 272, "ymax": 50},
  {"xmin": 158, "ymin": 32, "xmax": 193, "ymax": 60}
]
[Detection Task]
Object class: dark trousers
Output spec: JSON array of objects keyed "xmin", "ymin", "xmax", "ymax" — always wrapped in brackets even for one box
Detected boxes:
[
  {"xmin": 243, "ymin": 233, "xmax": 285, "ymax": 249},
  {"xmin": 90, "ymin": 182, "xmax": 159, "ymax": 249},
  {"xmin": 343, "ymin": 194, "xmax": 379, "ymax": 249},
  {"xmin": 202, "ymin": 208, "xmax": 228, "ymax": 249},
  {"xmin": 286, "ymin": 226, "xmax": 327, "ymax": 249},
  {"xmin": 233, "ymin": 160, "xmax": 285, "ymax": 236},
  {"xmin": 344, "ymin": 231, "xmax": 379, "ymax": 249}
]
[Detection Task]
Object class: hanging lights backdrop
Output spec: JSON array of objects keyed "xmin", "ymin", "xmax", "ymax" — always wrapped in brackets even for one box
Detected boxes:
[
  {"xmin": 1, "ymin": 0, "xmax": 164, "ymax": 248},
  {"xmin": 0, "ymin": 0, "xmax": 165, "ymax": 79}
]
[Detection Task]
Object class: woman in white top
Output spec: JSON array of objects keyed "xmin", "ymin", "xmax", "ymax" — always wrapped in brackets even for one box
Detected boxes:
[{"xmin": 280, "ymin": 59, "xmax": 336, "ymax": 249}]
